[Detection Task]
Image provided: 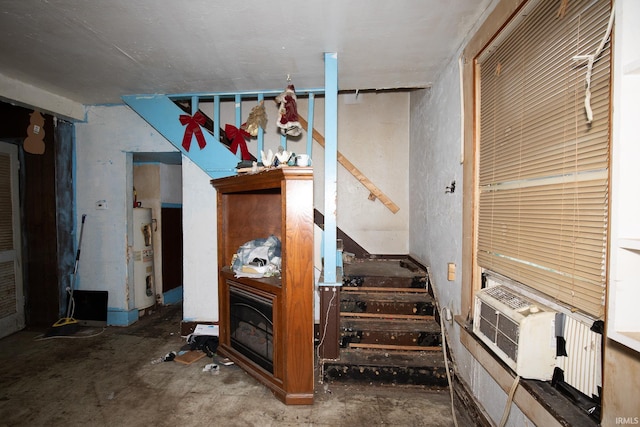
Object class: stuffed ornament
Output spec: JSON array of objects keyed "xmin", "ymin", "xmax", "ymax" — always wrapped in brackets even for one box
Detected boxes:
[
  {"xmin": 241, "ymin": 101, "xmax": 267, "ymax": 137},
  {"xmin": 275, "ymin": 84, "xmax": 302, "ymax": 137},
  {"xmin": 24, "ymin": 110, "xmax": 46, "ymax": 154}
]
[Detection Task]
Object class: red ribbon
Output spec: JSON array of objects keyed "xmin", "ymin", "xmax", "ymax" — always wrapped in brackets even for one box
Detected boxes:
[
  {"xmin": 225, "ymin": 124, "xmax": 252, "ymax": 160},
  {"xmin": 179, "ymin": 112, "xmax": 207, "ymax": 151}
]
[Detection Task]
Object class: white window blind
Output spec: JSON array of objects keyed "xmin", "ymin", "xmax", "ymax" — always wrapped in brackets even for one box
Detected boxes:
[{"xmin": 476, "ymin": 0, "xmax": 612, "ymax": 318}]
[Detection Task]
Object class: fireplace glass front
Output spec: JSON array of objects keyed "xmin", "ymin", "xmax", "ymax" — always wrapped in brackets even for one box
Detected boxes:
[{"xmin": 229, "ymin": 285, "xmax": 274, "ymax": 373}]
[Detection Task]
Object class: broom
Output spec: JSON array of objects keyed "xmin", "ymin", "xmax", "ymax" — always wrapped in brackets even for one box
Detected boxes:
[{"xmin": 48, "ymin": 214, "xmax": 87, "ymax": 335}]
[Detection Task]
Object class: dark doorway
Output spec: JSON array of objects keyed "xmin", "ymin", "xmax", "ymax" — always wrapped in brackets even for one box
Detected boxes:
[{"xmin": 161, "ymin": 207, "xmax": 183, "ymax": 293}]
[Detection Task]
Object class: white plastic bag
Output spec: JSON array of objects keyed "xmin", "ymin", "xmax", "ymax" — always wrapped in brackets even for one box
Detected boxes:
[{"xmin": 232, "ymin": 235, "xmax": 281, "ymax": 278}]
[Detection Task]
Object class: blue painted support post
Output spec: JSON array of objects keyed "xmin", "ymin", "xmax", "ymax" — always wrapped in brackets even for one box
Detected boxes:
[
  {"xmin": 257, "ymin": 93, "xmax": 264, "ymax": 156},
  {"xmin": 321, "ymin": 52, "xmax": 339, "ymax": 286},
  {"xmin": 307, "ymin": 93, "xmax": 315, "ymax": 156},
  {"xmin": 280, "ymin": 133, "xmax": 287, "ymax": 152},
  {"xmin": 234, "ymin": 94, "xmax": 242, "ymax": 159},
  {"xmin": 213, "ymin": 95, "xmax": 220, "ymax": 144},
  {"xmin": 191, "ymin": 96, "xmax": 198, "ymax": 115},
  {"xmin": 234, "ymin": 94, "xmax": 242, "ymax": 128}
]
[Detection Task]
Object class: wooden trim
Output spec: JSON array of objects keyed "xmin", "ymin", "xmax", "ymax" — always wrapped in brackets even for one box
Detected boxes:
[
  {"xmin": 318, "ymin": 286, "xmax": 340, "ymax": 359},
  {"xmin": 348, "ymin": 343, "xmax": 441, "ymax": 352},
  {"xmin": 461, "ymin": 0, "xmax": 529, "ymax": 344},
  {"xmin": 342, "ymin": 287, "xmax": 428, "ymax": 293},
  {"xmin": 298, "ymin": 115, "xmax": 400, "ymax": 214},
  {"xmin": 340, "ymin": 312, "xmax": 435, "ymax": 321}
]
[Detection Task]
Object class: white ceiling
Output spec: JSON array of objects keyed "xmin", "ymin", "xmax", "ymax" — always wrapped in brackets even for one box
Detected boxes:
[{"xmin": 0, "ymin": 0, "xmax": 494, "ymax": 106}]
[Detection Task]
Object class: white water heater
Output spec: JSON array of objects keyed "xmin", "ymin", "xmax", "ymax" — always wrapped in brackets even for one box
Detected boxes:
[{"xmin": 133, "ymin": 208, "xmax": 155, "ymax": 309}]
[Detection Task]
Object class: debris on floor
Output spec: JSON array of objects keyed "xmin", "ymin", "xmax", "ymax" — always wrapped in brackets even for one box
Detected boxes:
[
  {"xmin": 174, "ymin": 350, "xmax": 207, "ymax": 365},
  {"xmin": 150, "ymin": 325, "xmax": 221, "ymax": 368},
  {"xmin": 150, "ymin": 351, "xmax": 177, "ymax": 364},
  {"xmin": 202, "ymin": 363, "xmax": 219, "ymax": 374},
  {"xmin": 219, "ymin": 358, "xmax": 234, "ymax": 366}
]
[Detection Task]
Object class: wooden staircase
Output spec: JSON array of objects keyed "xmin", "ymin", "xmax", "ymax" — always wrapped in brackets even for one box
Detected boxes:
[{"xmin": 321, "ymin": 257, "xmax": 448, "ymax": 387}]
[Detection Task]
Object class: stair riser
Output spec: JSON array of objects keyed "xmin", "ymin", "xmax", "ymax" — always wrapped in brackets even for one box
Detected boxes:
[
  {"xmin": 343, "ymin": 275, "xmax": 427, "ymax": 289},
  {"xmin": 323, "ymin": 365, "xmax": 448, "ymax": 387},
  {"xmin": 340, "ymin": 330, "xmax": 442, "ymax": 348},
  {"xmin": 340, "ymin": 300, "xmax": 435, "ymax": 316}
]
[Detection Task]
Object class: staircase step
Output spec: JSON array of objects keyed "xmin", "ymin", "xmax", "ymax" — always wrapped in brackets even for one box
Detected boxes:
[
  {"xmin": 341, "ymin": 317, "xmax": 441, "ymax": 333},
  {"xmin": 343, "ymin": 275, "xmax": 427, "ymax": 289},
  {"xmin": 341, "ymin": 290, "xmax": 434, "ymax": 302},
  {"xmin": 322, "ymin": 348, "xmax": 447, "ymax": 387},
  {"xmin": 340, "ymin": 318, "xmax": 442, "ymax": 348},
  {"xmin": 340, "ymin": 312, "xmax": 434, "ymax": 321},
  {"xmin": 348, "ymin": 343, "xmax": 441, "ymax": 351},
  {"xmin": 340, "ymin": 291, "xmax": 435, "ymax": 316},
  {"xmin": 328, "ymin": 347, "xmax": 444, "ymax": 367},
  {"xmin": 344, "ymin": 258, "xmax": 426, "ymax": 277},
  {"xmin": 342, "ymin": 286, "xmax": 428, "ymax": 293},
  {"xmin": 342, "ymin": 258, "xmax": 428, "ymax": 290}
]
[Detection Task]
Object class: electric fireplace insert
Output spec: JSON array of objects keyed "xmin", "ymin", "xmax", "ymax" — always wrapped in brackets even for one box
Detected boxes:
[{"xmin": 229, "ymin": 285, "xmax": 274, "ymax": 373}]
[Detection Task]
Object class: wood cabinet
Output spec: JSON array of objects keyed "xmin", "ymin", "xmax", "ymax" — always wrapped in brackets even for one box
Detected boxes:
[{"xmin": 211, "ymin": 167, "xmax": 315, "ymax": 404}]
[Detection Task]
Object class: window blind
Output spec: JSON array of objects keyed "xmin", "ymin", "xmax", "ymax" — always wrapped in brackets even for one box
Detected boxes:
[{"xmin": 476, "ymin": 0, "xmax": 612, "ymax": 317}]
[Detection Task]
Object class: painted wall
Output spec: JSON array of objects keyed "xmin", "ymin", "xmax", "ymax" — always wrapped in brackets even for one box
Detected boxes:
[
  {"xmin": 75, "ymin": 106, "xmax": 178, "ymax": 324},
  {"xmin": 160, "ymin": 164, "xmax": 182, "ymax": 204},
  {"xmin": 333, "ymin": 91, "xmax": 409, "ymax": 255},
  {"xmin": 409, "ymin": 57, "xmax": 530, "ymax": 427},
  {"xmin": 181, "ymin": 157, "xmax": 218, "ymax": 322}
]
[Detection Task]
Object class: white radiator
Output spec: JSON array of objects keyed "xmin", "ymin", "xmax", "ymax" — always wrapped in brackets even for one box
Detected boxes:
[{"xmin": 557, "ymin": 315, "xmax": 602, "ymax": 398}]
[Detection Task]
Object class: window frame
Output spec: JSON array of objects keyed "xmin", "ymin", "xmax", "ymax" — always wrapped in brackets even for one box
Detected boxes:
[{"xmin": 462, "ymin": 0, "xmax": 612, "ymax": 320}]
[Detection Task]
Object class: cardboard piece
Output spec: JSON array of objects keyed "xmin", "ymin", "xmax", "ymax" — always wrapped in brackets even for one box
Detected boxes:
[{"xmin": 174, "ymin": 350, "xmax": 207, "ymax": 365}]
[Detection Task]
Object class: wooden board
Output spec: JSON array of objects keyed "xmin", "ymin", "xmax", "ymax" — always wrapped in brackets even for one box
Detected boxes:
[
  {"xmin": 348, "ymin": 342, "xmax": 441, "ymax": 352},
  {"xmin": 340, "ymin": 312, "xmax": 435, "ymax": 321},
  {"xmin": 174, "ymin": 350, "xmax": 207, "ymax": 365}
]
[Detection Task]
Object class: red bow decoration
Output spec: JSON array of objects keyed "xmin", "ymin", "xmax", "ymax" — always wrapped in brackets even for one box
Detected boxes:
[
  {"xmin": 225, "ymin": 123, "xmax": 252, "ymax": 160},
  {"xmin": 179, "ymin": 112, "xmax": 207, "ymax": 151}
]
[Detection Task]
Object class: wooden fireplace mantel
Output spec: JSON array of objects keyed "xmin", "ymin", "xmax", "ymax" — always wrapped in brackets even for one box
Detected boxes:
[{"xmin": 211, "ymin": 167, "xmax": 314, "ymax": 405}]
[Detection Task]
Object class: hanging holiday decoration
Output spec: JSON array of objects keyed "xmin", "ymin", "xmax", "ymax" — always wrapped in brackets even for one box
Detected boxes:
[
  {"xmin": 179, "ymin": 111, "xmax": 207, "ymax": 151},
  {"xmin": 275, "ymin": 84, "xmax": 302, "ymax": 137},
  {"xmin": 24, "ymin": 110, "xmax": 46, "ymax": 154},
  {"xmin": 225, "ymin": 123, "xmax": 252, "ymax": 160},
  {"xmin": 241, "ymin": 101, "xmax": 268, "ymax": 137}
]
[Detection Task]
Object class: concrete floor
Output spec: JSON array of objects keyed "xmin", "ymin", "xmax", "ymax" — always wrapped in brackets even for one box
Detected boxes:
[{"xmin": 0, "ymin": 303, "xmax": 470, "ymax": 427}]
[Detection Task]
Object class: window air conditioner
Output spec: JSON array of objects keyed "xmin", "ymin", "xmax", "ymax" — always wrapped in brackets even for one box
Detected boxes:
[{"xmin": 473, "ymin": 285, "xmax": 557, "ymax": 380}]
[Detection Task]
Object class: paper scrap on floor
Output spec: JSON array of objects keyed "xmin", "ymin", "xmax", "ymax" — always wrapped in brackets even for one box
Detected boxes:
[{"xmin": 193, "ymin": 324, "xmax": 219, "ymax": 336}]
